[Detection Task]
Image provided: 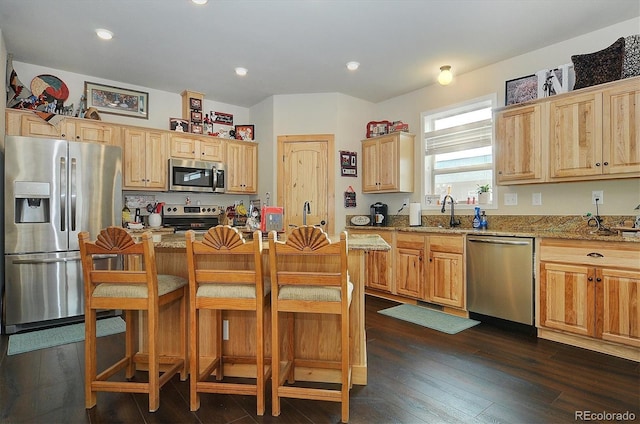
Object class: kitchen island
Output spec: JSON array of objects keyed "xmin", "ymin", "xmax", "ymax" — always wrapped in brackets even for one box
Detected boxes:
[{"xmin": 137, "ymin": 232, "xmax": 390, "ymax": 386}]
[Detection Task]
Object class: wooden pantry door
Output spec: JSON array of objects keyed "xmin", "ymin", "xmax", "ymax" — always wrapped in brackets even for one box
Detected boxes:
[{"xmin": 277, "ymin": 134, "xmax": 334, "ymax": 234}]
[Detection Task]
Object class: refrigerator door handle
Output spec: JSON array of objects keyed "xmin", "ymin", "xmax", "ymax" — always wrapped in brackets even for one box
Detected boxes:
[
  {"xmin": 11, "ymin": 253, "xmax": 117, "ymax": 265},
  {"xmin": 71, "ymin": 157, "xmax": 77, "ymax": 231},
  {"xmin": 60, "ymin": 156, "xmax": 67, "ymax": 231}
]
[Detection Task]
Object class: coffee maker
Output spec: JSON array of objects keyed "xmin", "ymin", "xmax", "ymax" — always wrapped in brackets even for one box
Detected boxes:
[{"xmin": 370, "ymin": 202, "xmax": 388, "ymax": 226}]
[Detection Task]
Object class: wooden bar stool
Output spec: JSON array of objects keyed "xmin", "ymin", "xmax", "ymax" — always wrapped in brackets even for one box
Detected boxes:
[
  {"xmin": 185, "ymin": 226, "xmax": 271, "ymax": 415},
  {"xmin": 268, "ymin": 226, "xmax": 352, "ymax": 423},
  {"xmin": 78, "ymin": 227, "xmax": 188, "ymax": 412}
]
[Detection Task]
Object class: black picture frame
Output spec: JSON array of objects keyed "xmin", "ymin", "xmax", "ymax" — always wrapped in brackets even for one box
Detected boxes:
[
  {"xmin": 505, "ymin": 74, "xmax": 538, "ymax": 105},
  {"xmin": 189, "ymin": 97, "xmax": 202, "ymax": 111},
  {"xmin": 234, "ymin": 124, "xmax": 255, "ymax": 140}
]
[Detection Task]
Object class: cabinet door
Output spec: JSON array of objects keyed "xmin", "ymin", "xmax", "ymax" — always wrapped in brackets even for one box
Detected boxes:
[
  {"xmin": 66, "ymin": 120, "xmax": 119, "ymax": 145},
  {"xmin": 539, "ymin": 262, "xmax": 596, "ymax": 337},
  {"xmin": 428, "ymin": 251, "xmax": 464, "ymax": 308},
  {"xmin": 377, "ymin": 135, "xmax": 399, "ymax": 191},
  {"xmin": 599, "ymin": 268, "xmax": 640, "ymax": 347},
  {"xmin": 226, "ymin": 141, "xmax": 257, "ymax": 193},
  {"xmin": 123, "ymin": 128, "xmax": 148, "ymax": 188},
  {"xmin": 602, "ymin": 80, "xmax": 640, "ymax": 176},
  {"xmin": 144, "ymin": 131, "xmax": 168, "ymax": 189},
  {"xmin": 200, "ymin": 138, "xmax": 224, "ymax": 162},
  {"xmin": 362, "ymin": 139, "xmax": 380, "ymax": 192},
  {"xmin": 365, "ymin": 250, "xmax": 392, "ymax": 292},
  {"xmin": 396, "ymin": 235, "xmax": 425, "ymax": 299},
  {"xmin": 20, "ymin": 113, "xmax": 62, "ymax": 138},
  {"xmin": 495, "ymin": 104, "xmax": 542, "ymax": 183},
  {"xmin": 170, "ymin": 134, "xmax": 197, "ymax": 159},
  {"xmin": 549, "ymin": 92, "xmax": 603, "ymax": 178}
]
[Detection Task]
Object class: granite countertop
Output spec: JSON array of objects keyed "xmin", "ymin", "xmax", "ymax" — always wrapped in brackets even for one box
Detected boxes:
[
  {"xmin": 345, "ymin": 215, "xmax": 640, "ymax": 243},
  {"xmin": 150, "ymin": 232, "xmax": 391, "ymax": 251}
]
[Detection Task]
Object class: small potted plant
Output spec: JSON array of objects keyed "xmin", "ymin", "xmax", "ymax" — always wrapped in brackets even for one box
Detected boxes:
[{"xmin": 477, "ymin": 184, "xmax": 491, "ymax": 204}]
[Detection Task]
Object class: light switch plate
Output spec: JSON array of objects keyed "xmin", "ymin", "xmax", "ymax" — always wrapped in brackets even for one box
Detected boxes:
[{"xmin": 504, "ymin": 193, "xmax": 518, "ymax": 206}]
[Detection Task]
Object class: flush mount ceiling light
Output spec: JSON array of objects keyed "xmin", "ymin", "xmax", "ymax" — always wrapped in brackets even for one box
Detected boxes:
[
  {"xmin": 438, "ymin": 65, "xmax": 453, "ymax": 86},
  {"xmin": 191, "ymin": 0, "xmax": 208, "ymax": 4},
  {"xmin": 95, "ymin": 28, "xmax": 113, "ymax": 40},
  {"xmin": 346, "ymin": 61, "xmax": 360, "ymax": 71},
  {"xmin": 235, "ymin": 67, "xmax": 248, "ymax": 76}
]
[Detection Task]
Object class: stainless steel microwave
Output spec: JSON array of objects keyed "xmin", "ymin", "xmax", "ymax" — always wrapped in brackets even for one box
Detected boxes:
[{"xmin": 169, "ymin": 158, "xmax": 225, "ymax": 193}]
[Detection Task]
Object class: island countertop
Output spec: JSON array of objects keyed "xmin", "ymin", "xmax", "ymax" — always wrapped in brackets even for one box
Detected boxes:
[{"xmin": 151, "ymin": 231, "xmax": 391, "ymax": 251}]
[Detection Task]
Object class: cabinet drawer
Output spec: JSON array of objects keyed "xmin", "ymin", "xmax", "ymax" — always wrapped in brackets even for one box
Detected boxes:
[
  {"xmin": 396, "ymin": 233, "xmax": 425, "ymax": 248},
  {"xmin": 540, "ymin": 239, "xmax": 640, "ymax": 270},
  {"xmin": 429, "ymin": 235, "xmax": 463, "ymax": 254}
]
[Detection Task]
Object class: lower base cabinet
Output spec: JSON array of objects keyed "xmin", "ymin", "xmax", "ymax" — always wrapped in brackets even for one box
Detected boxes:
[
  {"xmin": 348, "ymin": 229, "xmax": 394, "ymax": 293},
  {"xmin": 539, "ymin": 238, "xmax": 640, "ymax": 359}
]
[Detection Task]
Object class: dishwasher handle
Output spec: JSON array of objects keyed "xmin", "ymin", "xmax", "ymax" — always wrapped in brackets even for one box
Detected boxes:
[{"xmin": 468, "ymin": 238, "xmax": 531, "ymax": 246}]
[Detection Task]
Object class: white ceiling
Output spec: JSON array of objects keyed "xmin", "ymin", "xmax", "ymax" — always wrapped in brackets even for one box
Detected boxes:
[{"xmin": 1, "ymin": 0, "xmax": 638, "ymax": 108}]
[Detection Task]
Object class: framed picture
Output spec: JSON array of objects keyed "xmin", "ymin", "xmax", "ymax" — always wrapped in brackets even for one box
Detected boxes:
[
  {"xmin": 190, "ymin": 110, "xmax": 202, "ymax": 123},
  {"xmin": 505, "ymin": 74, "xmax": 537, "ymax": 105},
  {"xmin": 234, "ymin": 124, "xmax": 254, "ymax": 140},
  {"xmin": 189, "ymin": 97, "xmax": 202, "ymax": 111},
  {"xmin": 169, "ymin": 117, "xmax": 189, "ymax": 132},
  {"xmin": 191, "ymin": 124, "xmax": 203, "ymax": 134},
  {"xmin": 340, "ymin": 151, "xmax": 357, "ymax": 177},
  {"xmin": 85, "ymin": 81, "xmax": 148, "ymax": 119},
  {"xmin": 212, "ymin": 111, "xmax": 233, "ymax": 126},
  {"xmin": 366, "ymin": 120, "xmax": 390, "ymax": 138}
]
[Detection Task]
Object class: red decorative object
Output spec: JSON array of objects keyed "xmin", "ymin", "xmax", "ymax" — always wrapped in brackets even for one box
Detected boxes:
[{"xmin": 366, "ymin": 120, "xmax": 390, "ymax": 138}]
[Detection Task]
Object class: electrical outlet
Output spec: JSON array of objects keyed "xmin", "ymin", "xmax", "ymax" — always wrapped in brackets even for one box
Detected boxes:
[
  {"xmin": 592, "ymin": 190, "xmax": 604, "ymax": 205},
  {"xmin": 532, "ymin": 192, "xmax": 542, "ymax": 206},
  {"xmin": 223, "ymin": 320, "xmax": 229, "ymax": 340},
  {"xmin": 504, "ymin": 193, "xmax": 518, "ymax": 206}
]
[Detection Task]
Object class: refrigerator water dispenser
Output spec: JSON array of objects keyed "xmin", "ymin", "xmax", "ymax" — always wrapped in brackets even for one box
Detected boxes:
[{"xmin": 14, "ymin": 181, "xmax": 50, "ymax": 223}]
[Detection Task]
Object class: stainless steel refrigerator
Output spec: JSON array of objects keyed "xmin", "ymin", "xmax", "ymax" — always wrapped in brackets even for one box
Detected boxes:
[{"xmin": 3, "ymin": 135, "xmax": 122, "ymax": 334}]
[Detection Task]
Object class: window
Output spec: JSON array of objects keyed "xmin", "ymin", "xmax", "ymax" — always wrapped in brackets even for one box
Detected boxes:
[{"xmin": 422, "ymin": 95, "xmax": 496, "ymax": 209}]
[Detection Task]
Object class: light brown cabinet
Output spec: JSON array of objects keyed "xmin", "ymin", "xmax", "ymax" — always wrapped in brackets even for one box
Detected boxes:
[
  {"xmin": 226, "ymin": 140, "xmax": 257, "ymax": 194},
  {"xmin": 495, "ymin": 104, "xmax": 543, "ymax": 184},
  {"xmin": 64, "ymin": 118, "xmax": 121, "ymax": 145},
  {"xmin": 349, "ymin": 229, "xmax": 395, "ymax": 293},
  {"xmin": 362, "ymin": 132, "xmax": 414, "ymax": 193},
  {"xmin": 170, "ymin": 133, "xmax": 224, "ymax": 162},
  {"xmin": 495, "ymin": 77, "xmax": 640, "ymax": 185},
  {"xmin": 539, "ymin": 239, "xmax": 640, "ymax": 356},
  {"xmin": 427, "ymin": 235, "xmax": 464, "ymax": 309},
  {"xmin": 7, "ymin": 109, "xmax": 62, "ymax": 138},
  {"xmin": 395, "ymin": 233, "xmax": 425, "ymax": 299},
  {"xmin": 122, "ymin": 127, "xmax": 168, "ymax": 190}
]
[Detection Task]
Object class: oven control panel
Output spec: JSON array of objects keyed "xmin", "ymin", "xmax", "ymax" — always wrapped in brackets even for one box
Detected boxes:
[{"xmin": 163, "ymin": 204, "xmax": 223, "ymax": 217}]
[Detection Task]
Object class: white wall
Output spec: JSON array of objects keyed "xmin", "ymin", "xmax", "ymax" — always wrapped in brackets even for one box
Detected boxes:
[{"xmin": 374, "ymin": 17, "xmax": 640, "ymax": 217}]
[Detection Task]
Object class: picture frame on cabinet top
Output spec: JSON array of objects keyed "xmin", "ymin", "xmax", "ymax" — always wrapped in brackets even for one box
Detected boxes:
[
  {"xmin": 505, "ymin": 74, "xmax": 537, "ymax": 106},
  {"xmin": 234, "ymin": 124, "xmax": 254, "ymax": 140},
  {"xmin": 85, "ymin": 81, "xmax": 148, "ymax": 119}
]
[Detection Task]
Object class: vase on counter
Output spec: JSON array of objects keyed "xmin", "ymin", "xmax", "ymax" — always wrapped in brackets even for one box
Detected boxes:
[
  {"xmin": 478, "ymin": 192, "xmax": 491, "ymax": 205},
  {"xmin": 148, "ymin": 213, "xmax": 162, "ymax": 228}
]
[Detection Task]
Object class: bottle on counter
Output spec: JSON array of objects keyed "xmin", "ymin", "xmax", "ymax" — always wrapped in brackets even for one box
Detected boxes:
[
  {"xmin": 480, "ymin": 211, "xmax": 488, "ymax": 230},
  {"xmin": 473, "ymin": 207, "xmax": 481, "ymax": 229}
]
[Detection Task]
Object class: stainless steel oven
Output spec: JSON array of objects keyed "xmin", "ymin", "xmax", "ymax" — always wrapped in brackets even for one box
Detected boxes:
[
  {"xmin": 169, "ymin": 158, "xmax": 225, "ymax": 193},
  {"xmin": 162, "ymin": 204, "xmax": 223, "ymax": 232}
]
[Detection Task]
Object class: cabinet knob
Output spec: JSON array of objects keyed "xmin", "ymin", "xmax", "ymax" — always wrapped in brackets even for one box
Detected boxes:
[
  {"xmin": 595, "ymin": 162, "xmax": 601, "ymax": 167},
  {"xmin": 596, "ymin": 277, "xmax": 602, "ymax": 282},
  {"xmin": 587, "ymin": 252, "xmax": 604, "ymax": 258},
  {"xmin": 588, "ymin": 277, "xmax": 593, "ymax": 282},
  {"xmin": 603, "ymin": 161, "xmax": 609, "ymax": 166}
]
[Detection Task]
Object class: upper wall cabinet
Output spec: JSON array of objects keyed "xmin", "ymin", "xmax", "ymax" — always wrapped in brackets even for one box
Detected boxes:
[
  {"xmin": 362, "ymin": 132, "xmax": 415, "ymax": 193},
  {"xmin": 169, "ymin": 133, "xmax": 225, "ymax": 162},
  {"xmin": 495, "ymin": 76, "xmax": 640, "ymax": 185},
  {"xmin": 6, "ymin": 109, "xmax": 120, "ymax": 145}
]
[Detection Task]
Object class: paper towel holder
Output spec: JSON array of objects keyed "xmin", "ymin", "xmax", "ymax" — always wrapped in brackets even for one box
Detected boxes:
[{"xmin": 409, "ymin": 202, "xmax": 422, "ymax": 227}]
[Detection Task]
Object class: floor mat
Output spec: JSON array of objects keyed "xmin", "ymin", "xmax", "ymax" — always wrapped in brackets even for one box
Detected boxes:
[{"xmin": 378, "ymin": 304, "xmax": 479, "ymax": 334}]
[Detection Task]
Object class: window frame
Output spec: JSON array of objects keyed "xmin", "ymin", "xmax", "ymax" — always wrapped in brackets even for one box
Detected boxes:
[{"xmin": 421, "ymin": 93, "xmax": 498, "ymax": 211}]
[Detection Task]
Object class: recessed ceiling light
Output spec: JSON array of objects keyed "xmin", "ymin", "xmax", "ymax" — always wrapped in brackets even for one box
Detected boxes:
[
  {"xmin": 95, "ymin": 29, "xmax": 113, "ymax": 40},
  {"xmin": 191, "ymin": 0, "xmax": 208, "ymax": 4},
  {"xmin": 235, "ymin": 67, "xmax": 248, "ymax": 76},
  {"xmin": 346, "ymin": 61, "xmax": 360, "ymax": 71}
]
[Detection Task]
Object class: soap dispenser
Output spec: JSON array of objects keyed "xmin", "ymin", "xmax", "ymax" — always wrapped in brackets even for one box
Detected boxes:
[
  {"xmin": 472, "ymin": 207, "xmax": 481, "ymax": 229},
  {"xmin": 480, "ymin": 211, "xmax": 488, "ymax": 230}
]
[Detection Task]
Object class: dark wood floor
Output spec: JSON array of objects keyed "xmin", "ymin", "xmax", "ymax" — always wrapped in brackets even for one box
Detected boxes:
[{"xmin": 1, "ymin": 296, "xmax": 638, "ymax": 424}]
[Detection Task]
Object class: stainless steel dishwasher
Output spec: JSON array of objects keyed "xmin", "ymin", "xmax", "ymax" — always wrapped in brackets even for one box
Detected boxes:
[{"xmin": 466, "ymin": 235, "xmax": 534, "ymax": 325}]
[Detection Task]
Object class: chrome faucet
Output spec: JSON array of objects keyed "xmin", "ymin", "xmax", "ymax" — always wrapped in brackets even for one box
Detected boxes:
[
  {"xmin": 302, "ymin": 201, "xmax": 311, "ymax": 225},
  {"xmin": 441, "ymin": 195, "xmax": 461, "ymax": 227}
]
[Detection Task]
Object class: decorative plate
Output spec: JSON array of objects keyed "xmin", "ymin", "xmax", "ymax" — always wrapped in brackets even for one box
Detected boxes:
[
  {"xmin": 350, "ymin": 215, "xmax": 371, "ymax": 226},
  {"xmin": 30, "ymin": 74, "xmax": 69, "ymax": 102}
]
